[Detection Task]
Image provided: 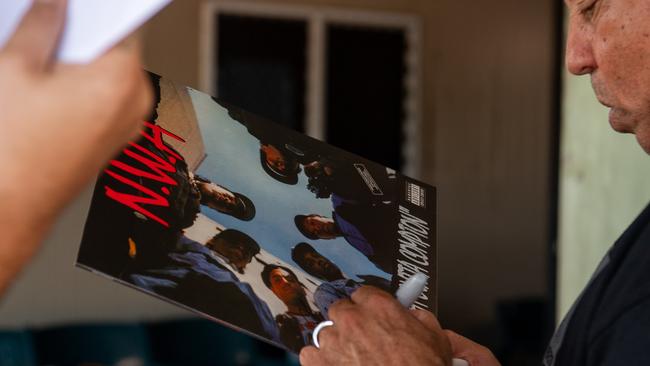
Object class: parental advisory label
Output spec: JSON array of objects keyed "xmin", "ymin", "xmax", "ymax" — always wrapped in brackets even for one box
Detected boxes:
[{"xmin": 405, "ymin": 182, "xmax": 426, "ymax": 208}]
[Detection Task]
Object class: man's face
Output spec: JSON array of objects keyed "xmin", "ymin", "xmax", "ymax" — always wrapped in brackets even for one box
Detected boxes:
[
  {"xmin": 303, "ymin": 215, "xmax": 338, "ymax": 239},
  {"xmin": 302, "ymin": 251, "xmax": 343, "ymax": 280},
  {"xmin": 199, "ymin": 182, "xmax": 238, "ymax": 213},
  {"xmin": 269, "ymin": 268, "xmax": 304, "ymax": 304},
  {"xmin": 566, "ymin": 0, "xmax": 650, "ymax": 152},
  {"xmin": 261, "ymin": 144, "xmax": 288, "ymax": 173},
  {"xmin": 209, "ymin": 238, "xmax": 251, "ymax": 273}
]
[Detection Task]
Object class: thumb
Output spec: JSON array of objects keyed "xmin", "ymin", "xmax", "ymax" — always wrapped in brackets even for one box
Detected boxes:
[
  {"xmin": 410, "ymin": 309, "xmax": 442, "ymax": 331},
  {"xmin": 445, "ymin": 330, "xmax": 500, "ymax": 365},
  {"xmin": 445, "ymin": 330, "xmax": 477, "ymax": 355},
  {"xmin": 2, "ymin": 0, "xmax": 68, "ymax": 72}
]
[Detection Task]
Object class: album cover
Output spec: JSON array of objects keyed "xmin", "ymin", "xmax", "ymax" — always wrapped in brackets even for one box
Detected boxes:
[{"xmin": 77, "ymin": 72, "xmax": 437, "ymax": 353}]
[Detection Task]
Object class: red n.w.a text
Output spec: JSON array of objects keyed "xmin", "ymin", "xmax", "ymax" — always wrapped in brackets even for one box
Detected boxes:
[{"xmin": 103, "ymin": 122, "xmax": 186, "ymax": 228}]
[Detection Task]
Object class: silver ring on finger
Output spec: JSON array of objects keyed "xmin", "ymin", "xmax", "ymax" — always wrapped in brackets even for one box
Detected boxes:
[{"xmin": 312, "ymin": 320, "xmax": 334, "ymax": 349}]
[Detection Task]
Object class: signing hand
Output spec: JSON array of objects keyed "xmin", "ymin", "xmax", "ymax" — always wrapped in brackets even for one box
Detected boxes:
[{"xmin": 300, "ymin": 286, "xmax": 453, "ymax": 366}]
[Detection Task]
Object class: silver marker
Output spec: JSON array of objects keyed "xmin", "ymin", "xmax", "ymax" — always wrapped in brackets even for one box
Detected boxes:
[
  {"xmin": 395, "ymin": 272, "xmax": 428, "ymax": 307},
  {"xmin": 395, "ymin": 273, "xmax": 469, "ymax": 366}
]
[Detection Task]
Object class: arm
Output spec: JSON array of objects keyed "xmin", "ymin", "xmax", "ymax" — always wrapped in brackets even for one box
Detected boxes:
[{"xmin": 0, "ymin": 0, "xmax": 152, "ymax": 296}]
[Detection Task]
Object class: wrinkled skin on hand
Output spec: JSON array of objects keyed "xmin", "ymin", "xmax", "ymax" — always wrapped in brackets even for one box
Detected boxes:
[
  {"xmin": 300, "ymin": 286, "xmax": 453, "ymax": 366},
  {"xmin": 0, "ymin": 0, "xmax": 152, "ymax": 294}
]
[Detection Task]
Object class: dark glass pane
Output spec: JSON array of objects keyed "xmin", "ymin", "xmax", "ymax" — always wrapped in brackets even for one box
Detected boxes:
[
  {"xmin": 216, "ymin": 15, "xmax": 307, "ymax": 132},
  {"xmin": 326, "ymin": 25, "xmax": 406, "ymax": 170}
]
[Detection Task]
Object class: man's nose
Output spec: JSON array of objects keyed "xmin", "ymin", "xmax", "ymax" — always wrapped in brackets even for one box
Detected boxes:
[{"xmin": 566, "ymin": 19, "xmax": 596, "ymax": 75}]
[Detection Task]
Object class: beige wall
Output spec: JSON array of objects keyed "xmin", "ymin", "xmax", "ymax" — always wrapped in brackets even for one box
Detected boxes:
[
  {"xmin": 429, "ymin": 1, "xmax": 555, "ymax": 332},
  {"xmin": 557, "ymin": 64, "xmax": 650, "ymax": 320},
  {"xmin": 0, "ymin": 0, "xmax": 557, "ymax": 334}
]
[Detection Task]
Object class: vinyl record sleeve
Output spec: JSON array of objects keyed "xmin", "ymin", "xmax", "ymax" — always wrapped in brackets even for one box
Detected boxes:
[{"xmin": 77, "ymin": 72, "xmax": 437, "ymax": 353}]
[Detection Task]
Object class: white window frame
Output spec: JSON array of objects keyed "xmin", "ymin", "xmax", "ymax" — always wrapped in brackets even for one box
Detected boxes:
[{"xmin": 199, "ymin": 1, "xmax": 422, "ymax": 177}]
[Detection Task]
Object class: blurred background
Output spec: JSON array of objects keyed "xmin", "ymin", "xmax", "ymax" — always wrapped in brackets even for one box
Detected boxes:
[{"xmin": 1, "ymin": 0, "xmax": 650, "ymax": 365}]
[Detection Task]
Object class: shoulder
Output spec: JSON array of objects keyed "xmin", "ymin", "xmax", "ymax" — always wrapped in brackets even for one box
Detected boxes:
[
  {"xmin": 587, "ymin": 296, "xmax": 650, "ymax": 364},
  {"xmin": 315, "ymin": 279, "xmax": 346, "ymax": 297},
  {"xmin": 585, "ymin": 204, "xmax": 650, "ymax": 329}
]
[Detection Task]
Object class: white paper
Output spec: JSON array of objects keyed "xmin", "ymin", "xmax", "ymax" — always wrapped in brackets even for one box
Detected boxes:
[{"xmin": 0, "ymin": 0, "xmax": 171, "ymax": 64}]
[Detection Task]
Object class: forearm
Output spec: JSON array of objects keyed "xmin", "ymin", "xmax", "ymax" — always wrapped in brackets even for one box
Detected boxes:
[
  {"xmin": 0, "ymin": 144, "xmax": 105, "ymax": 292},
  {"xmin": 0, "ymin": 179, "xmax": 59, "ymax": 296}
]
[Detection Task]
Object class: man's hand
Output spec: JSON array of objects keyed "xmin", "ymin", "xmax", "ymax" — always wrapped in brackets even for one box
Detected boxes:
[
  {"xmin": 0, "ymin": 0, "xmax": 152, "ymax": 294},
  {"xmin": 300, "ymin": 286, "xmax": 453, "ymax": 366},
  {"xmin": 446, "ymin": 330, "xmax": 501, "ymax": 366}
]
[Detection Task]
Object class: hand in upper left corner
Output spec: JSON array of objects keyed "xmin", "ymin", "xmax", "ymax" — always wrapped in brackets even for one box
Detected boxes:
[{"xmin": 0, "ymin": 0, "xmax": 152, "ymax": 294}]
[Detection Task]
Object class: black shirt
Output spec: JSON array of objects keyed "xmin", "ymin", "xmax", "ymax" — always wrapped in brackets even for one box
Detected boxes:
[{"xmin": 545, "ymin": 203, "xmax": 650, "ymax": 365}]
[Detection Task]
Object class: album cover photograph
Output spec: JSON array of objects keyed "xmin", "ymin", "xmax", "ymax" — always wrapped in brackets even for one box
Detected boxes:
[{"xmin": 77, "ymin": 72, "xmax": 437, "ymax": 353}]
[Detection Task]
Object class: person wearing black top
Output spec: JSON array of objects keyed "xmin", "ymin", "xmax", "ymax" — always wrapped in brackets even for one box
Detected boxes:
[
  {"xmin": 544, "ymin": 203, "xmax": 650, "ymax": 365},
  {"xmin": 300, "ymin": 0, "xmax": 650, "ymax": 365}
]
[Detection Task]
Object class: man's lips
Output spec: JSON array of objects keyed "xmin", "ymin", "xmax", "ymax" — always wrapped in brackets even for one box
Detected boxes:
[
  {"xmin": 608, "ymin": 108, "xmax": 633, "ymax": 133},
  {"xmin": 597, "ymin": 99, "xmax": 631, "ymax": 132},
  {"xmin": 593, "ymin": 94, "xmax": 630, "ymax": 132}
]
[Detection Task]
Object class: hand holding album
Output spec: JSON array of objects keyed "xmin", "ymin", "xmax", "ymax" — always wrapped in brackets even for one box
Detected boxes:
[{"xmin": 0, "ymin": 0, "xmax": 170, "ymax": 63}]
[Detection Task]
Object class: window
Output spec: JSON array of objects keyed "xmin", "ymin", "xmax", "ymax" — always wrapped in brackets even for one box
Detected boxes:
[
  {"xmin": 200, "ymin": 2, "xmax": 421, "ymax": 175},
  {"xmin": 216, "ymin": 15, "xmax": 307, "ymax": 132}
]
